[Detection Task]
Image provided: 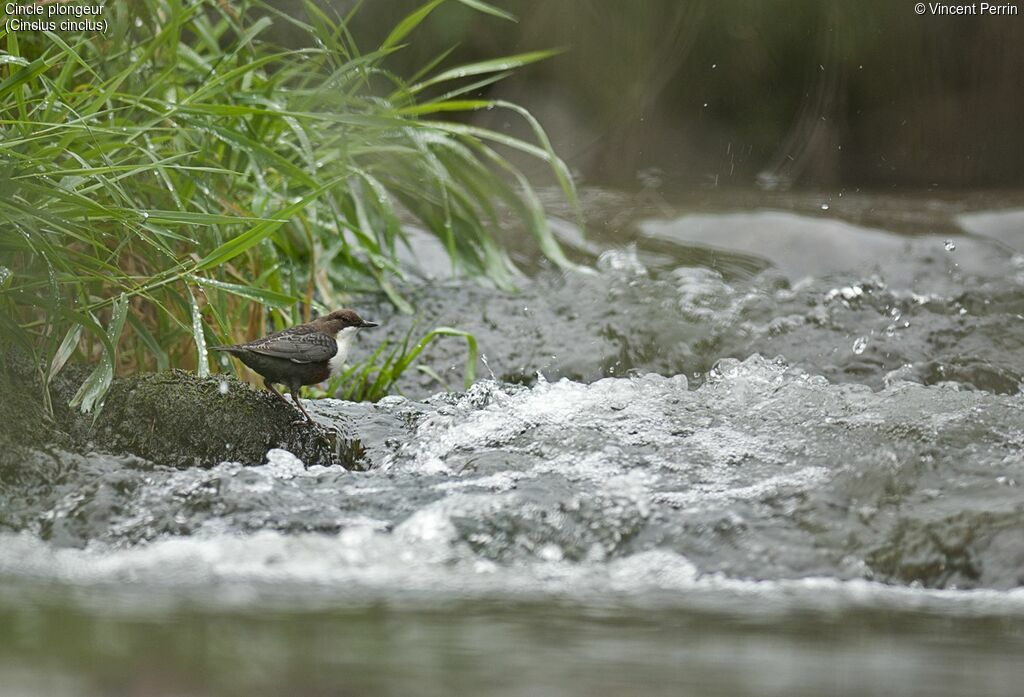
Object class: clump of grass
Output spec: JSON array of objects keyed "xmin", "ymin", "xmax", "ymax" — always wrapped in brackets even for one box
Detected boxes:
[
  {"xmin": 307, "ymin": 321, "xmax": 477, "ymax": 403},
  {"xmin": 0, "ymin": 0, "xmax": 578, "ymax": 410}
]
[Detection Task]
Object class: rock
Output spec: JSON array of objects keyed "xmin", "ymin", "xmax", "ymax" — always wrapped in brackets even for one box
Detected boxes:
[
  {"xmin": 88, "ymin": 371, "xmax": 345, "ymax": 468},
  {"xmin": 1, "ymin": 367, "xmax": 358, "ymax": 469}
]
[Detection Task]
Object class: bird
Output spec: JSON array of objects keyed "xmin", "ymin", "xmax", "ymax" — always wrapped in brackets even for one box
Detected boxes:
[{"xmin": 211, "ymin": 308, "xmax": 378, "ymax": 424}]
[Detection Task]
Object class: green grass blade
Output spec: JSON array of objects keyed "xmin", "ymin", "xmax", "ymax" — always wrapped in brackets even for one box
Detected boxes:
[
  {"xmin": 410, "ymin": 49, "xmax": 560, "ymax": 93},
  {"xmin": 69, "ymin": 294, "xmax": 128, "ymax": 413},
  {"xmin": 381, "ymin": 0, "xmax": 446, "ymax": 51}
]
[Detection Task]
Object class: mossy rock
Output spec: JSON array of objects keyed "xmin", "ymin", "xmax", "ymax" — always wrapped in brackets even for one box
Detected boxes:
[
  {"xmin": 0, "ymin": 351, "xmax": 74, "ymax": 461},
  {"xmin": 0, "ymin": 362, "xmax": 360, "ymax": 469},
  {"xmin": 88, "ymin": 370, "xmax": 347, "ymax": 468}
]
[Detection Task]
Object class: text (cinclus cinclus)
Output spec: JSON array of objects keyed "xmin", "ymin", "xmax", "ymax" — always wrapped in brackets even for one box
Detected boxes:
[{"xmin": 211, "ymin": 308, "xmax": 378, "ymax": 424}]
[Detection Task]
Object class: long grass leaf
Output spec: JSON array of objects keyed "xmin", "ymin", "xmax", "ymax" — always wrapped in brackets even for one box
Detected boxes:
[
  {"xmin": 186, "ymin": 284, "xmax": 209, "ymax": 378},
  {"xmin": 410, "ymin": 49, "xmax": 560, "ymax": 93},
  {"xmin": 455, "ymin": 0, "xmax": 517, "ymax": 22},
  {"xmin": 192, "ymin": 275, "xmax": 298, "ymax": 308},
  {"xmin": 69, "ymin": 294, "xmax": 128, "ymax": 413},
  {"xmin": 46, "ymin": 323, "xmax": 83, "ymax": 381},
  {"xmin": 381, "ymin": 0, "xmax": 446, "ymax": 51}
]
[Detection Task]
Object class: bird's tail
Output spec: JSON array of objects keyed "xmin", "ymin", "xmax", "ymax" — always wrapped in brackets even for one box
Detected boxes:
[{"xmin": 210, "ymin": 345, "xmax": 241, "ymax": 353}]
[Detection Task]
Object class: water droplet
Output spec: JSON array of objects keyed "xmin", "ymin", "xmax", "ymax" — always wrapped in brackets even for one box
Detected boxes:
[
  {"xmin": 711, "ymin": 63, "xmax": 717, "ymax": 69},
  {"xmin": 703, "ymin": 102, "xmax": 708, "ymax": 108},
  {"xmin": 480, "ymin": 354, "xmax": 497, "ymax": 381},
  {"xmin": 944, "ymin": 239, "xmax": 956, "ymax": 252},
  {"xmin": 218, "ymin": 379, "xmax": 230, "ymax": 395},
  {"xmin": 852, "ymin": 336, "xmax": 868, "ymax": 355},
  {"xmin": 820, "ymin": 202, "xmax": 830, "ymax": 211}
]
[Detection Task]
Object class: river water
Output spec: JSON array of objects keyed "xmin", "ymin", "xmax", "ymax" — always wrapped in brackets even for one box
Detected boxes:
[{"xmin": 4, "ymin": 191, "xmax": 1024, "ymax": 696}]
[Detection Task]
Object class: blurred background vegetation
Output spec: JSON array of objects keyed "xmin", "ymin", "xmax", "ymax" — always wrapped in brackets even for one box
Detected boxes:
[{"xmin": 269, "ymin": 0, "xmax": 1024, "ymax": 190}]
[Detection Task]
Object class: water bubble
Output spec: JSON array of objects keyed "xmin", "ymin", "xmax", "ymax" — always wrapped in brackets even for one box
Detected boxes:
[
  {"xmin": 826, "ymin": 285, "xmax": 863, "ymax": 303},
  {"xmin": 538, "ymin": 544, "xmax": 564, "ymax": 562},
  {"xmin": 852, "ymin": 336, "xmax": 869, "ymax": 355},
  {"xmin": 944, "ymin": 239, "xmax": 956, "ymax": 252}
]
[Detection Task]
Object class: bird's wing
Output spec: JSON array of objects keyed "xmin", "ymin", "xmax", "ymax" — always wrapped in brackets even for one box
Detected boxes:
[{"xmin": 244, "ymin": 328, "xmax": 338, "ymax": 363}]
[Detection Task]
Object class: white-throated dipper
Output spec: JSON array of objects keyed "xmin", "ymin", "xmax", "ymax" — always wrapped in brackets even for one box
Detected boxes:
[{"xmin": 211, "ymin": 308, "xmax": 378, "ymax": 424}]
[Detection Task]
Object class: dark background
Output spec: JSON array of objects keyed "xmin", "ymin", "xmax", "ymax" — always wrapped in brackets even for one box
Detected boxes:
[{"xmin": 272, "ymin": 0, "xmax": 1024, "ymax": 191}]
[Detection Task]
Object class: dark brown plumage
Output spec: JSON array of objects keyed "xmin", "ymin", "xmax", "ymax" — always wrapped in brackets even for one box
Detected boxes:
[{"xmin": 211, "ymin": 308, "xmax": 378, "ymax": 423}]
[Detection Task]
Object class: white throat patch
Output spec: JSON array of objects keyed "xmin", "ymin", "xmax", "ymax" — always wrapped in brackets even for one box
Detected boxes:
[{"xmin": 329, "ymin": 326, "xmax": 359, "ymax": 376}]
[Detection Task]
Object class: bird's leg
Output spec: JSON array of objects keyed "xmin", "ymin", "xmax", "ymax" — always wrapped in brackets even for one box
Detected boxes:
[
  {"xmin": 268, "ymin": 380, "xmax": 307, "ymax": 423},
  {"xmin": 264, "ymin": 379, "xmax": 295, "ymax": 409},
  {"xmin": 289, "ymin": 386, "xmax": 316, "ymax": 425},
  {"xmin": 265, "ymin": 379, "xmax": 315, "ymax": 427}
]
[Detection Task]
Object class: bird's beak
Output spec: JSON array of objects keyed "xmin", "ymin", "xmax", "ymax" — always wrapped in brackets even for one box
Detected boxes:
[{"xmin": 359, "ymin": 320, "xmax": 379, "ymax": 328}]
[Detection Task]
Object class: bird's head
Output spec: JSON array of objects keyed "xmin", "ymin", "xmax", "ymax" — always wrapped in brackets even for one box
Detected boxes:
[{"xmin": 315, "ymin": 308, "xmax": 379, "ymax": 336}]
